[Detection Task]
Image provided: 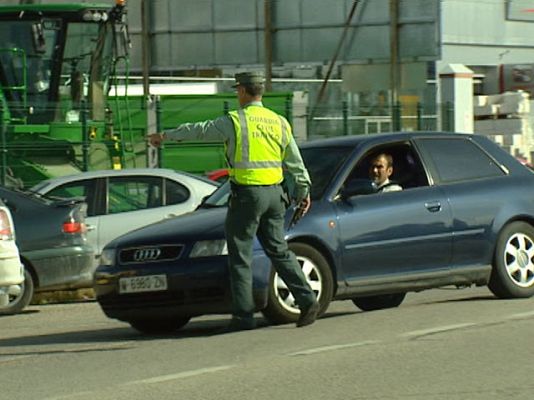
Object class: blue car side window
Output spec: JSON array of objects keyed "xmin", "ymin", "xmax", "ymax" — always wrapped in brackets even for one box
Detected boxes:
[{"xmin": 418, "ymin": 138, "xmax": 504, "ymax": 183}]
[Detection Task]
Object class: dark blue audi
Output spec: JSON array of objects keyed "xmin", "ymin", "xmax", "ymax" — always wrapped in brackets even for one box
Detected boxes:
[{"xmin": 94, "ymin": 132, "xmax": 534, "ymax": 333}]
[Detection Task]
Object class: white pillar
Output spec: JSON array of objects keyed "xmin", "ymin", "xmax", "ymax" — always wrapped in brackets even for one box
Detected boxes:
[{"xmin": 439, "ymin": 64, "xmax": 474, "ymax": 133}]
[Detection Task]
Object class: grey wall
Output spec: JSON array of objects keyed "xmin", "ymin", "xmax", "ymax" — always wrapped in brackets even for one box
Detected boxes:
[
  {"xmin": 128, "ymin": 0, "xmax": 440, "ymax": 73},
  {"xmin": 440, "ymin": 0, "xmax": 534, "ymax": 69},
  {"xmin": 6, "ymin": 0, "xmax": 534, "ymax": 84}
]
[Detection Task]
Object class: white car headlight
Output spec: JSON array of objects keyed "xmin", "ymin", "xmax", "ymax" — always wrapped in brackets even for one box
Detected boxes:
[
  {"xmin": 100, "ymin": 248, "xmax": 116, "ymax": 266},
  {"xmin": 190, "ymin": 240, "xmax": 228, "ymax": 258}
]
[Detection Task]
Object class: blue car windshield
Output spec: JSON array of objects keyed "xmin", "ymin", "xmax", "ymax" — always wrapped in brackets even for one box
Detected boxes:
[
  {"xmin": 300, "ymin": 146, "xmax": 353, "ymax": 199},
  {"xmin": 201, "ymin": 145, "xmax": 353, "ymax": 207}
]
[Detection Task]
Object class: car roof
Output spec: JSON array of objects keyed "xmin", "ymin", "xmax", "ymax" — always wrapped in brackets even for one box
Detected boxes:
[
  {"xmin": 32, "ymin": 168, "xmax": 217, "ymax": 188},
  {"xmin": 300, "ymin": 131, "xmax": 474, "ymax": 148}
]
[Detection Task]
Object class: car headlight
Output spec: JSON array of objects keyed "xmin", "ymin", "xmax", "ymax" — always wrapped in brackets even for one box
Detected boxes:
[
  {"xmin": 100, "ymin": 248, "xmax": 116, "ymax": 266},
  {"xmin": 190, "ymin": 240, "xmax": 228, "ymax": 258}
]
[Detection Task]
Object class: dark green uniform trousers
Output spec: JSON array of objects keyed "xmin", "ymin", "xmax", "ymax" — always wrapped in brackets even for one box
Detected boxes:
[{"xmin": 225, "ymin": 184, "xmax": 316, "ymax": 320}]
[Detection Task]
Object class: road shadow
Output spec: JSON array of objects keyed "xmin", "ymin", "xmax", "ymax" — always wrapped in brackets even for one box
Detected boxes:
[
  {"xmin": 4, "ymin": 294, "xmax": 507, "ymax": 352},
  {"xmin": 416, "ymin": 293, "xmax": 498, "ymax": 305},
  {"xmin": 0, "ymin": 309, "xmax": 39, "ymax": 317},
  {"xmin": 0, "ymin": 315, "xmax": 285, "ymax": 353},
  {"xmin": 0, "ymin": 308, "xmax": 359, "ymax": 353}
]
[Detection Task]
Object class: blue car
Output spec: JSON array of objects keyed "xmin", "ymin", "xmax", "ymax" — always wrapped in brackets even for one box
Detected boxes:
[{"xmin": 94, "ymin": 132, "xmax": 534, "ymax": 333}]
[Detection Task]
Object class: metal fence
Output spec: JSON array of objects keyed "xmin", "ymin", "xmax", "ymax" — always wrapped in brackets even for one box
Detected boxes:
[
  {"xmin": 306, "ymin": 101, "xmax": 454, "ymax": 140},
  {"xmin": 0, "ymin": 90, "xmax": 457, "ymax": 189}
]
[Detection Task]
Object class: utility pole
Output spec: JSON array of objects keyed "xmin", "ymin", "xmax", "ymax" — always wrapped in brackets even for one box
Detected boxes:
[
  {"xmin": 264, "ymin": 0, "xmax": 273, "ymax": 91},
  {"xmin": 389, "ymin": 0, "xmax": 400, "ymax": 105},
  {"xmin": 142, "ymin": 0, "xmax": 158, "ymax": 168},
  {"xmin": 310, "ymin": 0, "xmax": 359, "ymax": 119},
  {"xmin": 141, "ymin": 0, "xmax": 151, "ymax": 98}
]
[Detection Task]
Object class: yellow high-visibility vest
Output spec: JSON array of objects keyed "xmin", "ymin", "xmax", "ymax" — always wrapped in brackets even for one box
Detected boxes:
[{"xmin": 227, "ymin": 105, "xmax": 289, "ymax": 185}]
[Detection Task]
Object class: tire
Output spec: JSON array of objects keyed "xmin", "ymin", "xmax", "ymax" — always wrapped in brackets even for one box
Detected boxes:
[
  {"xmin": 261, "ymin": 242, "xmax": 333, "ymax": 325},
  {"xmin": 0, "ymin": 267, "xmax": 34, "ymax": 315},
  {"xmin": 351, "ymin": 293, "xmax": 406, "ymax": 311},
  {"xmin": 488, "ymin": 221, "xmax": 534, "ymax": 299},
  {"xmin": 128, "ymin": 317, "xmax": 191, "ymax": 334}
]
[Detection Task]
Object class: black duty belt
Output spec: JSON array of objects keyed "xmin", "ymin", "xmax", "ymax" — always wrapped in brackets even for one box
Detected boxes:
[{"xmin": 230, "ymin": 182, "xmax": 280, "ymax": 191}]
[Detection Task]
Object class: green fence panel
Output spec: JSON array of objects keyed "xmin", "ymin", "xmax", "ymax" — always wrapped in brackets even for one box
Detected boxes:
[
  {"xmin": 158, "ymin": 92, "xmax": 293, "ymax": 127},
  {"xmin": 108, "ymin": 92, "xmax": 293, "ymax": 175},
  {"xmin": 160, "ymin": 142, "xmax": 227, "ymax": 175}
]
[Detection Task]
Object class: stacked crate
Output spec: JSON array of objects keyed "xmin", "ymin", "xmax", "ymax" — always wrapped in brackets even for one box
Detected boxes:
[{"xmin": 474, "ymin": 91, "xmax": 533, "ymax": 163}]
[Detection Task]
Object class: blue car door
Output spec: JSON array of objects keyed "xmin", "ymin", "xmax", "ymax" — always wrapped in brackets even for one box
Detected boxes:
[
  {"xmin": 335, "ymin": 185, "xmax": 453, "ymax": 284},
  {"xmin": 413, "ymin": 136, "xmax": 510, "ymax": 270}
]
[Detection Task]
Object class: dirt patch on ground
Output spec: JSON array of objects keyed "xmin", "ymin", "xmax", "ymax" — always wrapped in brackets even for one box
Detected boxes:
[{"xmin": 32, "ymin": 288, "xmax": 95, "ymax": 305}]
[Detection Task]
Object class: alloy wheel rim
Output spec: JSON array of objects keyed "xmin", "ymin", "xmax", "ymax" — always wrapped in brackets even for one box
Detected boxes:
[
  {"xmin": 273, "ymin": 255, "xmax": 322, "ymax": 313},
  {"xmin": 504, "ymin": 232, "xmax": 534, "ymax": 288},
  {"xmin": 8, "ymin": 286, "xmax": 23, "ymax": 307}
]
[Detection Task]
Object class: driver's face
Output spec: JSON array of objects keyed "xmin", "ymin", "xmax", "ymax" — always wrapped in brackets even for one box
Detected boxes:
[{"xmin": 369, "ymin": 156, "xmax": 392, "ymax": 186}]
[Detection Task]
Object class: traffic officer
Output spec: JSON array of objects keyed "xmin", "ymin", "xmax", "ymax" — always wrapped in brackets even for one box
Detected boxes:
[{"xmin": 148, "ymin": 71, "xmax": 319, "ymax": 331}]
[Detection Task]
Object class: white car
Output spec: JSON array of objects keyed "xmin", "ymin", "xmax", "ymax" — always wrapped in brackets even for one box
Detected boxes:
[
  {"xmin": 0, "ymin": 199, "xmax": 24, "ymax": 314},
  {"xmin": 31, "ymin": 168, "xmax": 218, "ymax": 266}
]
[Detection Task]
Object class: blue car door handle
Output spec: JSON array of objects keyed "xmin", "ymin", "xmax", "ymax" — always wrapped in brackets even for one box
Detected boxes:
[{"xmin": 425, "ymin": 201, "xmax": 442, "ymax": 212}]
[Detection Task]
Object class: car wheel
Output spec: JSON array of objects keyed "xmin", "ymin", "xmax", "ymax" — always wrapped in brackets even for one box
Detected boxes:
[
  {"xmin": 488, "ymin": 221, "xmax": 534, "ymax": 299},
  {"xmin": 261, "ymin": 242, "xmax": 333, "ymax": 325},
  {"xmin": 351, "ymin": 293, "xmax": 406, "ymax": 311},
  {"xmin": 0, "ymin": 267, "xmax": 34, "ymax": 315},
  {"xmin": 128, "ymin": 317, "xmax": 191, "ymax": 334}
]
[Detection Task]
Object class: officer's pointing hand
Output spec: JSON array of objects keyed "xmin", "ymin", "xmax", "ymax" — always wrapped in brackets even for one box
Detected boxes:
[{"xmin": 147, "ymin": 132, "xmax": 165, "ymax": 148}]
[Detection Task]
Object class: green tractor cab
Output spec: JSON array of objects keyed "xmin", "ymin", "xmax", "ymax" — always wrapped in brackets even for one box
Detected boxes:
[{"xmin": 0, "ymin": 2, "xmax": 131, "ymax": 187}]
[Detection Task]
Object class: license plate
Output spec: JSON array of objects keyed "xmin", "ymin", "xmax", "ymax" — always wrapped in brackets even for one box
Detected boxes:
[{"xmin": 119, "ymin": 275, "xmax": 167, "ymax": 294}]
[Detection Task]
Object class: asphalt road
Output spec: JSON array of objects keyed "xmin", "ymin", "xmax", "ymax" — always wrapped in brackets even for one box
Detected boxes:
[{"xmin": 1, "ymin": 286, "xmax": 533, "ymax": 400}]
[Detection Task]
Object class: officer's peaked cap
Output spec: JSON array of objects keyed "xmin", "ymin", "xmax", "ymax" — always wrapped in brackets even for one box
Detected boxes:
[{"xmin": 233, "ymin": 71, "xmax": 265, "ymax": 87}]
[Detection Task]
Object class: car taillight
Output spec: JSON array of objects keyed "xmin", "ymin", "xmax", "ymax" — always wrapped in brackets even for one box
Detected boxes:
[
  {"xmin": 0, "ymin": 210, "xmax": 13, "ymax": 240},
  {"xmin": 63, "ymin": 219, "xmax": 86, "ymax": 234}
]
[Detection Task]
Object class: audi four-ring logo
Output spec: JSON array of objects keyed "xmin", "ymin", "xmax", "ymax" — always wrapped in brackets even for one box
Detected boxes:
[{"xmin": 133, "ymin": 248, "xmax": 161, "ymax": 262}]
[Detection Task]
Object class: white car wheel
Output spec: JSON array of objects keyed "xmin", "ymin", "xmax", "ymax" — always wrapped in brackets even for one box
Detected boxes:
[
  {"xmin": 489, "ymin": 222, "xmax": 534, "ymax": 298},
  {"xmin": 261, "ymin": 243, "xmax": 333, "ymax": 325},
  {"xmin": 273, "ymin": 255, "xmax": 323, "ymax": 313},
  {"xmin": 503, "ymin": 232, "xmax": 534, "ymax": 288}
]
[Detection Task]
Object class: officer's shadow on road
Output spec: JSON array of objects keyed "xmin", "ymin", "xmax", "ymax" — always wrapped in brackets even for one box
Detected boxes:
[
  {"xmin": 0, "ymin": 317, "xmax": 238, "ymax": 353},
  {"xmin": 0, "ymin": 314, "xmax": 312, "ymax": 355},
  {"xmin": 0, "ymin": 293, "xmax": 499, "ymax": 354},
  {"xmin": 0, "ymin": 309, "xmax": 360, "ymax": 355}
]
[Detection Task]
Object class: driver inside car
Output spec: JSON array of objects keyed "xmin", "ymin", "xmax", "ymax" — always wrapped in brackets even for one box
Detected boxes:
[{"xmin": 368, "ymin": 153, "xmax": 403, "ymax": 193}]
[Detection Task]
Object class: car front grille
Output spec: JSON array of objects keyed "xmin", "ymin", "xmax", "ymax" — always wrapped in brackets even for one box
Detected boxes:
[{"xmin": 119, "ymin": 245, "xmax": 184, "ymax": 265}]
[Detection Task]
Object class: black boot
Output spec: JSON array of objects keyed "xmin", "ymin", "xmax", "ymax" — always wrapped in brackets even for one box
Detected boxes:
[{"xmin": 296, "ymin": 301, "xmax": 319, "ymax": 328}]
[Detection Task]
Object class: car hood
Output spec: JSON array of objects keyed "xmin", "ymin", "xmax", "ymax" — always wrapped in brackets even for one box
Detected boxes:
[{"xmin": 107, "ymin": 207, "xmax": 227, "ymax": 248}]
